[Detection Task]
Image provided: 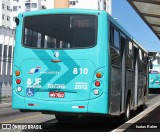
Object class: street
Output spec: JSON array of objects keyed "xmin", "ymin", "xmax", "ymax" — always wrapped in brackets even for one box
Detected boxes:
[{"xmin": 0, "ymin": 93, "xmax": 160, "ymax": 131}]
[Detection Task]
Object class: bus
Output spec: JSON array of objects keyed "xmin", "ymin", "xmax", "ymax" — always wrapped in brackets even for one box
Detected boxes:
[
  {"xmin": 149, "ymin": 52, "xmax": 160, "ymax": 91},
  {"xmin": 13, "ymin": 9, "xmax": 148, "ymax": 122}
]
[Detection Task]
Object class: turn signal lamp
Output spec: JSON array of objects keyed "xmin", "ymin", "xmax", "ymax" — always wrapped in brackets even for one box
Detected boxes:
[
  {"xmin": 15, "ymin": 70, "xmax": 20, "ymax": 76},
  {"xmin": 96, "ymin": 72, "xmax": 102, "ymax": 78},
  {"xmin": 16, "ymin": 79, "xmax": 21, "ymax": 84},
  {"xmin": 95, "ymin": 81, "xmax": 100, "ymax": 87}
]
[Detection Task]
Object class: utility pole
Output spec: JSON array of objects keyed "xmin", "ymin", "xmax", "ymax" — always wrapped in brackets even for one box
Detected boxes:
[{"xmin": 54, "ymin": 0, "xmax": 69, "ymax": 8}]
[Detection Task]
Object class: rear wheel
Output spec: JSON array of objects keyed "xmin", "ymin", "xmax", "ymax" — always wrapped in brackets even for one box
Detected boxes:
[
  {"xmin": 125, "ymin": 96, "xmax": 131, "ymax": 121},
  {"xmin": 55, "ymin": 115, "xmax": 78, "ymax": 123}
]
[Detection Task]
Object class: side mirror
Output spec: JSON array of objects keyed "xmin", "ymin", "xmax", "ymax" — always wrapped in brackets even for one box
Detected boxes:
[
  {"xmin": 149, "ymin": 60, "xmax": 153, "ymax": 69},
  {"xmin": 15, "ymin": 17, "xmax": 19, "ymax": 25}
]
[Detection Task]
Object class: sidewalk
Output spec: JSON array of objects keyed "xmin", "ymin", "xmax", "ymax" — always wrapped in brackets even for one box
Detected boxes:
[{"xmin": 0, "ymin": 97, "xmax": 12, "ymax": 108}]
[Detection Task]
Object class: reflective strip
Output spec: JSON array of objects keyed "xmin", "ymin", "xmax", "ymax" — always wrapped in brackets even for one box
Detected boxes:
[{"xmin": 72, "ymin": 106, "xmax": 78, "ymax": 109}]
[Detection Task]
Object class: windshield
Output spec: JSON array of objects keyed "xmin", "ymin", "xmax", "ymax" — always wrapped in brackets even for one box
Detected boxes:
[{"xmin": 23, "ymin": 14, "xmax": 98, "ymax": 49}]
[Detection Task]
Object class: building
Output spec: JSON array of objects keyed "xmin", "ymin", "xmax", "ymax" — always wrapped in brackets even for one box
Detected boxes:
[
  {"xmin": 10, "ymin": 0, "xmax": 25, "ymax": 29},
  {"xmin": 25, "ymin": 0, "xmax": 43, "ymax": 12},
  {"xmin": 0, "ymin": 0, "xmax": 43, "ymax": 29},
  {"xmin": 41, "ymin": 0, "xmax": 112, "ymax": 14},
  {"xmin": 0, "ymin": 0, "xmax": 11, "ymax": 28},
  {"xmin": 0, "ymin": 26, "xmax": 15, "ymax": 98},
  {"xmin": 0, "ymin": 0, "xmax": 25, "ymax": 29}
]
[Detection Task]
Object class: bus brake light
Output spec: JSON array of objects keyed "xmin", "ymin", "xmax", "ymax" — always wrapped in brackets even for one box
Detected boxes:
[
  {"xmin": 95, "ymin": 81, "xmax": 100, "ymax": 87},
  {"xmin": 16, "ymin": 79, "xmax": 21, "ymax": 84}
]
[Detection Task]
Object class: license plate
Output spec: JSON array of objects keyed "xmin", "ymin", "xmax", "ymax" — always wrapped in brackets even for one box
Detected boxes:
[{"xmin": 49, "ymin": 92, "xmax": 65, "ymax": 98}]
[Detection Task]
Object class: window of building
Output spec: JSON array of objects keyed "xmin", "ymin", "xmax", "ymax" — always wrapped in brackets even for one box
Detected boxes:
[
  {"xmin": 3, "ymin": 45, "xmax": 8, "ymax": 57},
  {"xmin": 25, "ymin": 3, "xmax": 30, "ymax": 11},
  {"xmin": 70, "ymin": 0, "xmax": 78, "ymax": 5},
  {"xmin": 31, "ymin": 3, "xmax": 37, "ymax": 8},
  {"xmin": 2, "ymin": 14, "xmax": 5, "ymax": 20},
  {"xmin": 7, "ymin": 6, "xmax": 10, "ymax": 10},
  {"xmin": 13, "ymin": 17, "xmax": 16, "ymax": 22},
  {"xmin": 8, "ymin": 46, "xmax": 12, "ymax": 58},
  {"xmin": 2, "ymin": 4, "xmax": 5, "ymax": 9},
  {"xmin": 7, "ymin": 16, "xmax": 10, "ymax": 21},
  {"xmin": 13, "ymin": 6, "xmax": 17, "ymax": 11}
]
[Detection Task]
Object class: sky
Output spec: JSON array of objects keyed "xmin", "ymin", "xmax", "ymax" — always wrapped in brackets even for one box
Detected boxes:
[{"xmin": 112, "ymin": 0, "xmax": 160, "ymax": 52}]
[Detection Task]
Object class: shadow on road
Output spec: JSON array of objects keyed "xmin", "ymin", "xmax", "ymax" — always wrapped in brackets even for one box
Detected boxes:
[{"xmin": 149, "ymin": 89, "xmax": 160, "ymax": 94}]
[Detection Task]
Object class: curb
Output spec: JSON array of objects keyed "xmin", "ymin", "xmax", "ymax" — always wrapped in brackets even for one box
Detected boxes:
[
  {"xmin": 0, "ymin": 103, "xmax": 12, "ymax": 108},
  {"xmin": 112, "ymin": 100, "xmax": 160, "ymax": 132}
]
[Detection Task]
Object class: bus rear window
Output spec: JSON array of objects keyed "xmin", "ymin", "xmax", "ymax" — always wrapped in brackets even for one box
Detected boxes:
[{"xmin": 23, "ymin": 14, "xmax": 97, "ymax": 49}]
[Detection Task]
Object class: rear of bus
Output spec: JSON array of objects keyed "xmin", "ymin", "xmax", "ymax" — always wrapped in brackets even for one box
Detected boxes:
[
  {"xmin": 12, "ymin": 9, "xmax": 109, "ymax": 115},
  {"xmin": 149, "ymin": 63, "xmax": 160, "ymax": 89}
]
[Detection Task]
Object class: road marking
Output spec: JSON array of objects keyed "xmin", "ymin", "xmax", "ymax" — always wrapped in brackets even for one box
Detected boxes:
[
  {"xmin": 1, "ymin": 114, "xmax": 44, "ymax": 123},
  {"xmin": 112, "ymin": 100, "xmax": 160, "ymax": 132}
]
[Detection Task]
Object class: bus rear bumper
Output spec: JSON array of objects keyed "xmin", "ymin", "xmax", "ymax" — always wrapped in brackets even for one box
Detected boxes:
[{"xmin": 12, "ymin": 90, "xmax": 108, "ymax": 114}]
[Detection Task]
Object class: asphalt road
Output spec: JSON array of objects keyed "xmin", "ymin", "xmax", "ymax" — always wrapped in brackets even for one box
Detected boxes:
[{"xmin": 0, "ymin": 92, "xmax": 160, "ymax": 132}]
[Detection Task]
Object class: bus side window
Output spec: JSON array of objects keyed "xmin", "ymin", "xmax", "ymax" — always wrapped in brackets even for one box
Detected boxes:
[
  {"xmin": 113, "ymin": 29, "xmax": 120, "ymax": 49},
  {"xmin": 37, "ymin": 33, "xmax": 41, "ymax": 48},
  {"xmin": 110, "ymin": 27, "xmax": 114, "ymax": 44},
  {"xmin": 126, "ymin": 40, "xmax": 134, "ymax": 70},
  {"xmin": 128, "ymin": 41, "xmax": 133, "ymax": 57},
  {"xmin": 139, "ymin": 49, "xmax": 142, "ymax": 61},
  {"xmin": 139, "ymin": 49, "xmax": 143, "ymax": 72},
  {"xmin": 110, "ymin": 25, "xmax": 120, "ymax": 67}
]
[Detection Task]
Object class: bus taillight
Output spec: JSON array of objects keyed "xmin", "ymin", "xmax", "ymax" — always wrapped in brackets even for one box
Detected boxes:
[
  {"xmin": 15, "ymin": 70, "xmax": 20, "ymax": 76},
  {"xmin": 17, "ymin": 86, "xmax": 22, "ymax": 92},
  {"xmin": 16, "ymin": 79, "xmax": 21, "ymax": 84},
  {"xmin": 95, "ymin": 81, "xmax": 100, "ymax": 87},
  {"xmin": 96, "ymin": 72, "xmax": 102, "ymax": 78}
]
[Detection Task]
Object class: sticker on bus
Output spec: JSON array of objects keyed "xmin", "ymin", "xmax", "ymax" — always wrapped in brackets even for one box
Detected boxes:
[
  {"xmin": 28, "ymin": 67, "xmax": 41, "ymax": 74},
  {"xmin": 75, "ymin": 82, "xmax": 88, "ymax": 90},
  {"xmin": 27, "ymin": 78, "xmax": 42, "ymax": 88},
  {"xmin": 26, "ymin": 88, "xmax": 34, "ymax": 97},
  {"xmin": 47, "ymin": 84, "xmax": 65, "ymax": 89}
]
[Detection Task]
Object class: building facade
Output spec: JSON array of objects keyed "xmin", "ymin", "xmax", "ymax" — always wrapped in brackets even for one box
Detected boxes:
[
  {"xmin": 41, "ymin": 0, "xmax": 112, "ymax": 14},
  {"xmin": 0, "ymin": 0, "xmax": 43, "ymax": 98},
  {"xmin": 0, "ymin": 0, "xmax": 11, "ymax": 28},
  {"xmin": 10, "ymin": 0, "xmax": 25, "ymax": 29},
  {"xmin": 0, "ymin": 0, "xmax": 43, "ymax": 29},
  {"xmin": 25, "ymin": 0, "xmax": 42, "ymax": 12},
  {"xmin": 0, "ymin": 26, "xmax": 15, "ymax": 98}
]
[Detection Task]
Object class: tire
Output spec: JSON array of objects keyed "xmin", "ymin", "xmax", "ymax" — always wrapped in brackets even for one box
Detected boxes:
[
  {"xmin": 125, "ymin": 96, "xmax": 131, "ymax": 121},
  {"xmin": 55, "ymin": 115, "xmax": 78, "ymax": 123}
]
